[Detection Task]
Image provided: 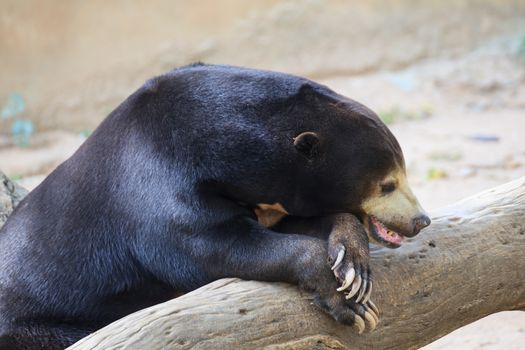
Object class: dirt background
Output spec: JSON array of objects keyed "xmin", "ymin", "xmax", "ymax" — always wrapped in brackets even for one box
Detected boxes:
[{"xmin": 1, "ymin": 0, "xmax": 524, "ymax": 348}]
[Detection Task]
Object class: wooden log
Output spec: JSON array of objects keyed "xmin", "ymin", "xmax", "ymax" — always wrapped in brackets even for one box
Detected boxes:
[{"xmin": 61, "ymin": 177, "xmax": 525, "ymax": 349}]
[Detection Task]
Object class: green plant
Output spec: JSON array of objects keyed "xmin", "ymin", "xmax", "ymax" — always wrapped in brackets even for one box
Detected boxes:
[
  {"xmin": 427, "ymin": 167, "xmax": 448, "ymax": 180},
  {"xmin": 518, "ymin": 35, "xmax": 525, "ymax": 57},
  {"xmin": 8, "ymin": 174, "xmax": 22, "ymax": 182},
  {"xmin": 1, "ymin": 93, "xmax": 34, "ymax": 147},
  {"xmin": 79, "ymin": 129, "xmax": 92, "ymax": 138},
  {"xmin": 378, "ymin": 105, "xmax": 433, "ymax": 125}
]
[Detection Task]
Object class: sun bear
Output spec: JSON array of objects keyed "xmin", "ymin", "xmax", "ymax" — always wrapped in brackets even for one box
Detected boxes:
[{"xmin": 0, "ymin": 64, "xmax": 430, "ymax": 349}]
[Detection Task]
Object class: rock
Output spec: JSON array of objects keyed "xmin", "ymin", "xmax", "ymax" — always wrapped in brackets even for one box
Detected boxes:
[{"xmin": 0, "ymin": 170, "xmax": 28, "ymax": 227}]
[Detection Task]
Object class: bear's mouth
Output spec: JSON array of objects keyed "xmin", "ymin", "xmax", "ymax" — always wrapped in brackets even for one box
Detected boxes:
[{"xmin": 366, "ymin": 215, "xmax": 405, "ymax": 248}]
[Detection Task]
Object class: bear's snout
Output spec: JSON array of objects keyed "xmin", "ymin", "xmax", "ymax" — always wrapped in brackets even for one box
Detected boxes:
[{"xmin": 410, "ymin": 213, "xmax": 431, "ymax": 236}]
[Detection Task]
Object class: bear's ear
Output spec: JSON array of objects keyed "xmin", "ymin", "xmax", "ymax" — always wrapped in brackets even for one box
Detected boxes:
[
  {"xmin": 295, "ymin": 83, "xmax": 318, "ymax": 102},
  {"xmin": 293, "ymin": 132, "xmax": 320, "ymax": 160}
]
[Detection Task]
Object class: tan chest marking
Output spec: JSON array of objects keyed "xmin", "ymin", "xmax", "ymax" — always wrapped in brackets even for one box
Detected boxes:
[{"xmin": 254, "ymin": 203, "xmax": 289, "ymax": 227}]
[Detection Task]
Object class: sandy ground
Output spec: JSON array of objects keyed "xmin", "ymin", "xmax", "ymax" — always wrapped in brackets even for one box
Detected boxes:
[{"xmin": 1, "ymin": 1, "xmax": 524, "ymax": 348}]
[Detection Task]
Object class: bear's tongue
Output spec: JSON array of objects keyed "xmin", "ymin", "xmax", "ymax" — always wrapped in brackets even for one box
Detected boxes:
[{"xmin": 371, "ymin": 216, "xmax": 404, "ymax": 245}]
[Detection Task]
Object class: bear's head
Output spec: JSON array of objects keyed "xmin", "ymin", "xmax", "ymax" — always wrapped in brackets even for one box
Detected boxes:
[
  {"xmin": 288, "ymin": 84, "xmax": 430, "ymax": 248},
  {"xmin": 173, "ymin": 64, "xmax": 429, "ymax": 247}
]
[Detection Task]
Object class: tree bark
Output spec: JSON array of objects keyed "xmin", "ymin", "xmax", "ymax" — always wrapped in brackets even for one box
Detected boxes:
[{"xmin": 40, "ymin": 177, "xmax": 525, "ymax": 349}]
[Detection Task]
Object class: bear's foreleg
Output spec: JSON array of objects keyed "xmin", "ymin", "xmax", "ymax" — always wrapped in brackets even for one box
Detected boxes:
[
  {"xmin": 271, "ymin": 214, "xmax": 378, "ymax": 329},
  {"xmin": 186, "ymin": 216, "xmax": 375, "ymax": 333}
]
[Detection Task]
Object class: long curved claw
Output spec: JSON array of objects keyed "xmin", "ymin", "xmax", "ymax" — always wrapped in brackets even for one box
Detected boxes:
[
  {"xmin": 345, "ymin": 274, "xmax": 362, "ymax": 299},
  {"xmin": 331, "ymin": 247, "xmax": 345, "ymax": 271},
  {"xmin": 353, "ymin": 314, "xmax": 365, "ymax": 334},
  {"xmin": 362, "ymin": 281, "xmax": 373, "ymax": 304},
  {"xmin": 355, "ymin": 278, "xmax": 367, "ymax": 303},
  {"xmin": 367, "ymin": 300, "xmax": 380, "ymax": 317},
  {"xmin": 336, "ymin": 267, "xmax": 355, "ymax": 292},
  {"xmin": 364, "ymin": 304, "xmax": 379, "ymax": 324},
  {"xmin": 363, "ymin": 310, "xmax": 378, "ymax": 331}
]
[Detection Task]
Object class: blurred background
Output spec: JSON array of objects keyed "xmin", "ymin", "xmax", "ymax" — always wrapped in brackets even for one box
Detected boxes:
[{"xmin": 1, "ymin": 0, "xmax": 524, "ymax": 348}]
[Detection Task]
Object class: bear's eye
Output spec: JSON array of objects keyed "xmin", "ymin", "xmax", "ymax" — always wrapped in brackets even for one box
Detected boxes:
[{"xmin": 380, "ymin": 182, "xmax": 396, "ymax": 195}]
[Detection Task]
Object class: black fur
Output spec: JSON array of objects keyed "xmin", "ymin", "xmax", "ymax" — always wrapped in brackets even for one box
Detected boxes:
[{"xmin": 0, "ymin": 64, "xmax": 402, "ymax": 349}]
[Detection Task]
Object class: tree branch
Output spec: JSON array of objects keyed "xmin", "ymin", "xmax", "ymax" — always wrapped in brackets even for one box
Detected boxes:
[{"xmin": 43, "ymin": 177, "xmax": 525, "ymax": 349}]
